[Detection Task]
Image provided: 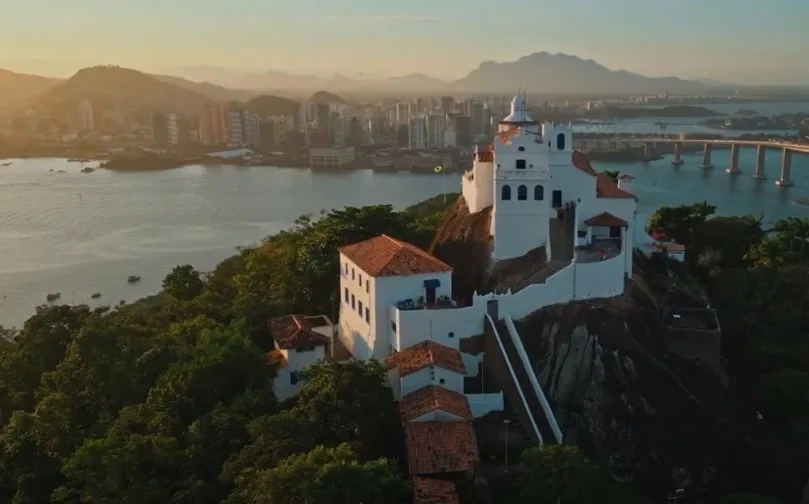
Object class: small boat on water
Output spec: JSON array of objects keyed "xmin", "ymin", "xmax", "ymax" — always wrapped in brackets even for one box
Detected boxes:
[
  {"xmin": 46, "ymin": 293, "xmax": 61, "ymax": 302},
  {"xmin": 1, "ymin": 162, "xmax": 11, "ymax": 167},
  {"xmin": 91, "ymin": 292, "xmax": 102, "ymax": 299},
  {"xmin": 795, "ymin": 197, "xmax": 809, "ymax": 206},
  {"xmin": 127, "ymin": 275, "xmax": 141, "ymax": 284}
]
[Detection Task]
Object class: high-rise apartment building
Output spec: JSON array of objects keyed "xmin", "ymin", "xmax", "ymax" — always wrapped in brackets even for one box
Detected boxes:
[
  {"xmin": 426, "ymin": 114, "xmax": 443, "ymax": 149},
  {"xmin": 408, "ymin": 115, "xmax": 427, "ymax": 150}
]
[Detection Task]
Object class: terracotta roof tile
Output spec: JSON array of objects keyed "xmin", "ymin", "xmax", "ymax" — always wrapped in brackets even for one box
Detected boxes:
[
  {"xmin": 413, "ymin": 477, "xmax": 459, "ymax": 504},
  {"xmin": 584, "ymin": 212, "xmax": 628, "ymax": 227},
  {"xmin": 571, "ymin": 150, "xmax": 597, "ymax": 175},
  {"xmin": 339, "ymin": 235, "xmax": 452, "ymax": 277},
  {"xmin": 399, "ymin": 386, "xmax": 472, "ymax": 422},
  {"xmin": 475, "ymin": 149, "xmax": 493, "ymax": 163},
  {"xmin": 596, "ymin": 174, "xmax": 636, "ymax": 199},
  {"xmin": 386, "ymin": 341, "xmax": 465, "ymax": 377},
  {"xmin": 495, "ymin": 127, "xmax": 519, "ymax": 144},
  {"xmin": 405, "ymin": 421, "xmax": 479, "ymax": 475},
  {"xmin": 267, "ymin": 314, "xmax": 331, "ymax": 350},
  {"xmin": 570, "ymin": 151, "xmax": 636, "ymax": 199}
]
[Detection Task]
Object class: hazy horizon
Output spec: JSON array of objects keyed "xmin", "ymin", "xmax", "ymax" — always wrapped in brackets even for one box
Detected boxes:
[{"xmin": 2, "ymin": 0, "xmax": 809, "ymax": 86}]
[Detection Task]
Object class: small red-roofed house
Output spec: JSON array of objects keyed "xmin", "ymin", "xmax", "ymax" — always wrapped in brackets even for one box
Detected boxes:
[
  {"xmin": 266, "ymin": 314, "xmax": 334, "ymax": 401},
  {"xmin": 384, "ymin": 340, "xmax": 466, "ymax": 398}
]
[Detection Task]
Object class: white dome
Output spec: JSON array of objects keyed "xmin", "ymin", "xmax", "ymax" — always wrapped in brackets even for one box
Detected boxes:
[{"xmin": 502, "ymin": 92, "xmax": 534, "ymax": 123}]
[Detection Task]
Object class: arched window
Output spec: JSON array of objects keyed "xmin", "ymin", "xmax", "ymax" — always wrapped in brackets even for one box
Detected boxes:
[
  {"xmin": 518, "ymin": 146, "xmax": 525, "ymax": 152},
  {"xmin": 534, "ymin": 185, "xmax": 544, "ymax": 200},
  {"xmin": 556, "ymin": 133, "xmax": 566, "ymax": 151},
  {"xmin": 501, "ymin": 185, "xmax": 512, "ymax": 200},
  {"xmin": 517, "ymin": 185, "xmax": 528, "ymax": 200}
]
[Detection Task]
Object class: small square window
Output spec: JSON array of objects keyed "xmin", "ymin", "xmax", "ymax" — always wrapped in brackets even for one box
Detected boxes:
[
  {"xmin": 439, "ymin": 378, "xmax": 445, "ymax": 385},
  {"xmin": 448, "ymin": 332, "xmax": 455, "ymax": 338}
]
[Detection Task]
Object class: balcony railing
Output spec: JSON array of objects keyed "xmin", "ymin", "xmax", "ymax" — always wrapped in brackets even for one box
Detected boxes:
[{"xmin": 395, "ymin": 295, "xmax": 463, "ymax": 311}]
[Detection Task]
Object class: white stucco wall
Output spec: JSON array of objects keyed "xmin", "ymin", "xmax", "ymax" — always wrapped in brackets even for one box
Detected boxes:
[
  {"xmin": 376, "ymin": 271, "xmax": 453, "ymax": 358},
  {"xmin": 274, "ymin": 345, "xmax": 326, "ymax": 402},
  {"xmin": 572, "ymin": 254, "xmax": 626, "ymax": 300},
  {"xmin": 393, "ymin": 304, "xmax": 477, "ymax": 351},
  {"xmin": 338, "ymin": 254, "xmax": 375, "ymax": 360},
  {"xmin": 400, "ymin": 366, "xmax": 464, "ymax": 397}
]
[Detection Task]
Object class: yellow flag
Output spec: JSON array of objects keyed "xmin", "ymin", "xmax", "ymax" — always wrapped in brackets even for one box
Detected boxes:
[{"xmin": 434, "ymin": 165, "xmax": 443, "ymax": 173}]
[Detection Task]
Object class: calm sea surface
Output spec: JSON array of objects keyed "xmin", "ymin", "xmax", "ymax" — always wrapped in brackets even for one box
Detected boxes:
[{"xmin": 2, "ymin": 106, "xmax": 809, "ymax": 327}]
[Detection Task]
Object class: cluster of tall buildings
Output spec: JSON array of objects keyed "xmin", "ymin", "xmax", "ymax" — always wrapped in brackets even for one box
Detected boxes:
[{"xmin": 146, "ymin": 95, "xmax": 518, "ymax": 152}]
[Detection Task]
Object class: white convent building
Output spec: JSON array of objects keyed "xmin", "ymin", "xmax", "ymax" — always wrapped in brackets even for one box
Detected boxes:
[
  {"xmin": 338, "ymin": 93, "xmax": 643, "ymax": 360},
  {"xmin": 328, "ymin": 93, "xmax": 664, "ymax": 475}
]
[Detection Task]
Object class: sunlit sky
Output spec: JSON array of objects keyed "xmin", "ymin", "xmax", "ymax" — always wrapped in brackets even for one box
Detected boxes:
[{"xmin": 2, "ymin": 0, "xmax": 808, "ymax": 85}]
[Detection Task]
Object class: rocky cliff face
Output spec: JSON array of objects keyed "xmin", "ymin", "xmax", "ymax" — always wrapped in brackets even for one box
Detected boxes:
[
  {"xmin": 429, "ymin": 197, "xmax": 492, "ymax": 302},
  {"xmin": 429, "ymin": 198, "xmax": 764, "ymax": 496},
  {"xmin": 513, "ymin": 273, "xmax": 763, "ymax": 496}
]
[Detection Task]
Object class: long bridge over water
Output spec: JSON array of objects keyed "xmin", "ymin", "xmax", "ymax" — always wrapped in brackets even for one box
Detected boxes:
[{"xmin": 574, "ymin": 136, "xmax": 809, "ymax": 187}]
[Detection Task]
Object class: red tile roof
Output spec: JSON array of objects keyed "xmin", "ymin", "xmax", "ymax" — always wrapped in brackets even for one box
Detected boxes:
[
  {"xmin": 405, "ymin": 421, "xmax": 479, "ymax": 475},
  {"xmin": 413, "ymin": 477, "xmax": 459, "ymax": 504},
  {"xmin": 339, "ymin": 235, "xmax": 452, "ymax": 277},
  {"xmin": 571, "ymin": 150, "xmax": 597, "ymax": 175},
  {"xmin": 584, "ymin": 212, "xmax": 628, "ymax": 227},
  {"xmin": 596, "ymin": 174, "xmax": 636, "ymax": 199},
  {"xmin": 399, "ymin": 386, "xmax": 472, "ymax": 422},
  {"xmin": 495, "ymin": 126, "xmax": 519, "ymax": 144},
  {"xmin": 267, "ymin": 314, "xmax": 331, "ymax": 350},
  {"xmin": 385, "ymin": 341, "xmax": 465, "ymax": 377},
  {"xmin": 475, "ymin": 149, "xmax": 493, "ymax": 163},
  {"xmin": 570, "ymin": 151, "xmax": 636, "ymax": 199}
]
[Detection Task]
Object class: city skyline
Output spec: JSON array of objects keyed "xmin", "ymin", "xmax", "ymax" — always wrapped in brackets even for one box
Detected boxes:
[{"xmin": 2, "ymin": 0, "xmax": 809, "ymax": 85}]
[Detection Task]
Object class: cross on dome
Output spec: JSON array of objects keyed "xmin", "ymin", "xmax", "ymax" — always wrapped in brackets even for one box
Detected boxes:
[{"xmin": 501, "ymin": 91, "xmax": 534, "ymax": 124}]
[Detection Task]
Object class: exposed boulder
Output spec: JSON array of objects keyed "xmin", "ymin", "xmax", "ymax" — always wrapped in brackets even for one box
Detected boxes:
[
  {"xmin": 512, "ymin": 274, "xmax": 764, "ymax": 497},
  {"xmin": 429, "ymin": 197, "xmax": 492, "ymax": 302}
]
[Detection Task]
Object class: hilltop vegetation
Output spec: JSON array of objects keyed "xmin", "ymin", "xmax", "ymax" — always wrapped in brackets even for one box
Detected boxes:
[
  {"xmin": 0, "ymin": 69, "xmax": 61, "ymax": 110},
  {"xmin": 30, "ymin": 66, "xmax": 213, "ymax": 120},
  {"xmin": 0, "ymin": 194, "xmax": 806, "ymax": 503},
  {"xmin": 0, "ymin": 196, "xmax": 451, "ymax": 504}
]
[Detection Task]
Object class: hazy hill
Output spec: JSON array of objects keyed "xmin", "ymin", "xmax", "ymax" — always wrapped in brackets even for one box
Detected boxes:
[
  {"xmin": 454, "ymin": 52, "xmax": 704, "ymax": 93},
  {"xmin": 309, "ymin": 90, "xmax": 350, "ymax": 105},
  {"xmin": 29, "ymin": 66, "xmax": 213, "ymax": 119},
  {"xmin": 244, "ymin": 94, "xmax": 299, "ymax": 117},
  {"xmin": 0, "ymin": 69, "xmax": 62, "ymax": 110},
  {"xmin": 212, "ymin": 52, "xmax": 705, "ymax": 94},
  {"xmin": 152, "ymin": 74, "xmax": 257, "ymax": 103}
]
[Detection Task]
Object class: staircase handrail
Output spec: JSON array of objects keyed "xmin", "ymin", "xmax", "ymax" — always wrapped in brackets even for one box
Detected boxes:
[
  {"xmin": 503, "ymin": 313, "xmax": 564, "ymax": 444},
  {"xmin": 485, "ymin": 313, "xmax": 543, "ymax": 444}
]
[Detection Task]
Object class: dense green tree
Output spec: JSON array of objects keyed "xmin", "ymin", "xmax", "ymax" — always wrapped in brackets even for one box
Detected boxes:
[
  {"xmin": 0, "ymin": 196, "xmax": 453, "ymax": 503},
  {"xmin": 517, "ymin": 445, "xmax": 604, "ymax": 504},
  {"xmin": 229, "ymin": 444, "xmax": 410, "ymax": 504},
  {"xmin": 647, "ymin": 201, "xmax": 716, "ymax": 245}
]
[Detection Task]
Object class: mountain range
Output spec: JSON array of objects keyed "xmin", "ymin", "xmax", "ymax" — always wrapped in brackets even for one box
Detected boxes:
[
  {"xmin": 183, "ymin": 52, "xmax": 706, "ymax": 94},
  {"xmin": 0, "ymin": 52, "xmax": 709, "ymax": 119}
]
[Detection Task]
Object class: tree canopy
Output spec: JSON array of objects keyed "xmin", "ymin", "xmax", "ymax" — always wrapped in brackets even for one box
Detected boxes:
[
  {"xmin": 0, "ymin": 194, "xmax": 807, "ymax": 503},
  {"xmin": 0, "ymin": 197, "xmax": 456, "ymax": 504}
]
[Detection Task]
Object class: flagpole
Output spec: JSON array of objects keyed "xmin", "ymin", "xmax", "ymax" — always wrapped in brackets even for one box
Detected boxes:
[{"xmin": 442, "ymin": 165, "xmax": 446, "ymax": 205}]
